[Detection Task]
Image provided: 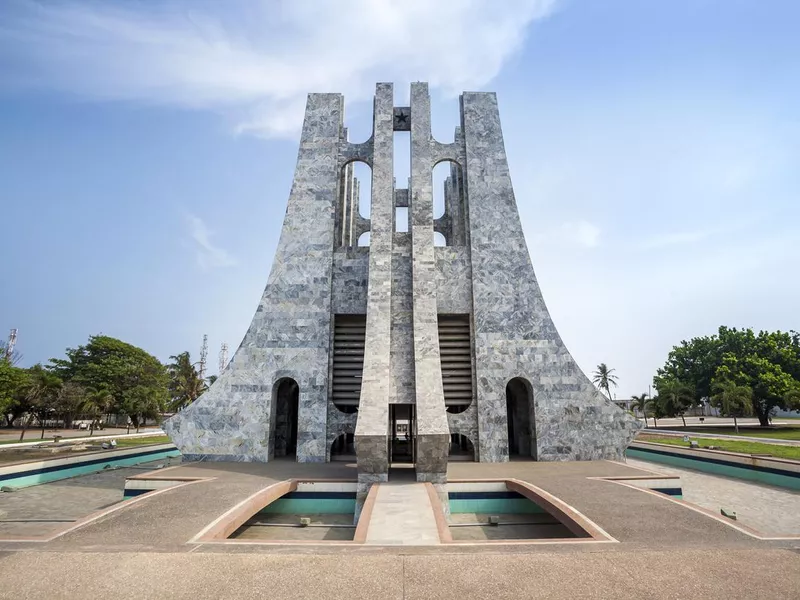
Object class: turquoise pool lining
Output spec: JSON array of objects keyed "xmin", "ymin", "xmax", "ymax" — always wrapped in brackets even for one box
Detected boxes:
[
  {"xmin": 258, "ymin": 492, "xmax": 358, "ymax": 515},
  {"xmin": 448, "ymin": 491, "xmax": 546, "ymax": 515},
  {"xmin": 627, "ymin": 447, "xmax": 800, "ymax": 491},
  {"xmin": 0, "ymin": 448, "xmax": 181, "ymax": 489}
]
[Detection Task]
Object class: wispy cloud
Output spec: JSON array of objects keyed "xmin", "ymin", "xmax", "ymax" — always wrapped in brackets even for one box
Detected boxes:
[
  {"xmin": 640, "ymin": 229, "xmax": 717, "ymax": 249},
  {"xmin": 532, "ymin": 220, "xmax": 601, "ymax": 249},
  {"xmin": 0, "ymin": 0, "xmax": 557, "ymax": 138},
  {"xmin": 639, "ymin": 220, "xmax": 752, "ymax": 250},
  {"xmin": 186, "ymin": 215, "xmax": 236, "ymax": 270}
]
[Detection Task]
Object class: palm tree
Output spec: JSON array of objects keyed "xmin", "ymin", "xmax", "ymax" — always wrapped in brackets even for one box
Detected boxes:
[
  {"xmin": 84, "ymin": 388, "xmax": 114, "ymax": 435},
  {"xmin": 711, "ymin": 380, "xmax": 753, "ymax": 434},
  {"xmin": 592, "ymin": 363, "xmax": 619, "ymax": 401},
  {"xmin": 654, "ymin": 379, "xmax": 695, "ymax": 427},
  {"xmin": 167, "ymin": 352, "xmax": 207, "ymax": 412},
  {"xmin": 645, "ymin": 395, "xmax": 666, "ymax": 429},
  {"xmin": 630, "ymin": 393, "xmax": 649, "ymax": 427},
  {"xmin": 20, "ymin": 365, "xmax": 62, "ymax": 441}
]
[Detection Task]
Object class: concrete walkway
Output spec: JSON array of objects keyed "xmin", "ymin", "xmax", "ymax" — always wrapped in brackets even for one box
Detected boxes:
[{"xmin": 365, "ymin": 483, "xmax": 440, "ymax": 545}]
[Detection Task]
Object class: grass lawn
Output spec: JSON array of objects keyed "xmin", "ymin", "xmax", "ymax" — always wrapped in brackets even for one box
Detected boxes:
[
  {"xmin": 637, "ymin": 434, "xmax": 800, "ymax": 461},
  {"xmin": 0, "ymin": 433, "xmax": 171, "ymax": 446},
  {"xmin": 114, "ymin": 435, "xmax": 172, "ymax": 447},
  {"xmin": 0, "ymin": 435, "xmax": 174, "ymax": 465},
  {"xmin": 646, "ymin": 426, "xmax": 800, "ymax": 441}
]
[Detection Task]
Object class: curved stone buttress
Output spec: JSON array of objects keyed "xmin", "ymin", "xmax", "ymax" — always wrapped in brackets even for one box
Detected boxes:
[
  {"xmin": 460, "ymin": 92, "xmax": 641, "ymax": 461},
  {"xmin": 164, "ymin": 93, "xmax": 345, "ymax": 462}
]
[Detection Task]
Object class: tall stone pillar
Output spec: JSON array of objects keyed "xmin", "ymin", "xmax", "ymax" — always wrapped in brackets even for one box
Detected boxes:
[
  {"xmin": 354, "ymin": 83, "xmax": 395, "ymax": 494},
  {"xmin": 409, "ymin": 83, "xmax": 450, "ymax": 482}
]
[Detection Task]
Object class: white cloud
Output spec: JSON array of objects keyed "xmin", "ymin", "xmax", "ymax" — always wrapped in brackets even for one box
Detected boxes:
[
  {"xmin": 186, "ymin": 214, "xmax": 237, "ymax": 269},
  {"xmin": 0, "ymin": 0, "xmax": 557, "ymax": 138}
]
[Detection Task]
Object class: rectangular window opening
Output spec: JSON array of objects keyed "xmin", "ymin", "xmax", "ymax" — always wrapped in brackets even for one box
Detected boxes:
[{"xmin": 395, "ymin": 207, "xmax": 408, "ymax": 233}]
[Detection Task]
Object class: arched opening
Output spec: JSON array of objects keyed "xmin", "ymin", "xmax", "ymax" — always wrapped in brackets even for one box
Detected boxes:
[
  {"xmin": 330, "ymin": 432, "xmax": 355, "ymax": 461},
  {"xmin": 357, "ymin": 231, "xmax": 370, "ymax": 247},
  {"xmin": 433, "ymin": 231, "xmax": 447, "ymax": 247},
  {"xmin": 506, "ymin": 377, "xmax": 537, "ymax": 460},
  {"xmin": 352, "ymin": 161, "xmax": 372, "ymax": 219},
  {"xmin": 339, "ymin": 160, "xmax": 372, "ymax": 247},
  {"xmin": 448, "ymin": 433, "xmax": 475, "ymax": 461},
  {"xmin": 272, "ymin": 378, "xmax": 299, "ymax": 460}
]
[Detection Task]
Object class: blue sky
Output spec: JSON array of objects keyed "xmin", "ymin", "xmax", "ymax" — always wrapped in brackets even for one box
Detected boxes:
[{"xmin": 0, "ymin": 0, "xmax": 798, "ymax": 397}]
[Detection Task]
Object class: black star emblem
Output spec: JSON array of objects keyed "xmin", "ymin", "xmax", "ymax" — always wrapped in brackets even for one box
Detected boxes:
[{"xmin": 395, "ymin": 112, "xmax": 409, "ymax": 124}]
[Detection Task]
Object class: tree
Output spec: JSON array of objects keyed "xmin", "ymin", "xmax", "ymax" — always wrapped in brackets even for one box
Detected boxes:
[
  {"xmin": 167, "ymin": 352, "xmax": 207, "ymax": 411},
  {"xmin": 49, "ymin": 335, "xmax": 169, "ymax": 421},
  {"xmin": 592, "ymin": 363, "xmax": 619, "ymax": 401},
  {"xmin": 55, "ymin": 381, "xmax": 87, "ymax": 429},
  {"xmin": 84, "ymin": 388, "xmax": 114, "ymax": 435},
  {"xmin": 653, "ymin": 379, "xmax": 695, "ymax": 427},
  {"xmin": 206, "ymin": 374, "xmax": 218, "ymax": 386},
  {"xmin": 645, "ymin": 395, "xmax": 667, "ymax": 429},
  {"xmin": 656, "ymin": 327, "xmax": 800, "ymax": 426},
  {"xmin": 120, "ymin": 385, "xmax": 166, "ymax": 432},
  {"xmin": 630, "ymin": 393, "xmax": 649, "ymax": 427},
  {"xmin": 0, "ymin": 340, "xmax": 23, "ymax": 366},
  {"xmin": 21, "ymin": 365, "xmax": 62, "ymax": 440},
  {"xmin": 784, "ymin": 388, "xmax": 800, "ymax": 413},
  {"xmin": 711, "ymin": 379, "xmax": 753, "ymax": 434},
  {"xmin": 0, "ymin": 361, "xmax": 29, "ymax": 424}
]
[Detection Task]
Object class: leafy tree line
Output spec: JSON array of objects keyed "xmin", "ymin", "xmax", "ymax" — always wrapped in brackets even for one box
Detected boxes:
[
  {"xmin": 633, "ymin": 327, "xmax": 800, "ymax": 428},
  {"xmin": 0, "ymin": 335, "xmax": 213, "ymax": 440}
]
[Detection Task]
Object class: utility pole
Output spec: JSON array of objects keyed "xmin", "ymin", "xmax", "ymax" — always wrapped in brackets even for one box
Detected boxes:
[
  {"xmin": 4, "ymin": 329, "xmax": 17, "ymax": 362},
  {"xmin": 219, "ymin": 342, "xmax": 229, "ymax": 375},
  {"xmin": 199, "ymin": 334, "xmax": 208, "ymax": 381}
]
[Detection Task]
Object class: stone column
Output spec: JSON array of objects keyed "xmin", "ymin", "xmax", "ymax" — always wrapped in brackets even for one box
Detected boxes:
[
  {"xmin": 410, "ymin": 82, "xmax": 450, "ymax": 483},
  {"xmin": 355, "ymin": 83, "xmax": 395, "ymax": 497}
]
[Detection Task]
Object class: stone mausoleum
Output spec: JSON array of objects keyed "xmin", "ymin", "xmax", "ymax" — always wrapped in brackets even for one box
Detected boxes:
[{"xmin": 164, "ymin": 82, "xmax": 640, "ymax": 488}]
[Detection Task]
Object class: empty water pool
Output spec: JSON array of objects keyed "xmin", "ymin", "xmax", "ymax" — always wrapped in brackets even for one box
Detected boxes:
[
  {"xmin": 230, "ymin": 482, "xmax": 357, "ymax": 541},
  {"xmin": 447, "ymin": 482, "xmax": 580, "ymax": 541}
]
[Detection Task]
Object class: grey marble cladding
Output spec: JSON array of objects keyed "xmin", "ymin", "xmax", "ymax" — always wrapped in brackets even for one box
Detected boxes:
[{"xmin": 164, "ymin": 82, "xmax": 639, "ymax": 472}]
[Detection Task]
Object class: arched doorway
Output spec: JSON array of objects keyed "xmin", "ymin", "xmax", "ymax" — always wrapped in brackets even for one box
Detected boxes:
[
  {"xmin": 272, "ymin": 378, "xmax": 299, "ymax": 459},
  {"xmin": 506, "ymin": 378, "xmax": 537, "ymax": 459}
]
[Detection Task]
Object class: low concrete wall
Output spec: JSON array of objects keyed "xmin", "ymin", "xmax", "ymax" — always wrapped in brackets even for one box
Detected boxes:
[{"xmin": 627, "ymin": 441, "xmax": 800, "ymax": 490}]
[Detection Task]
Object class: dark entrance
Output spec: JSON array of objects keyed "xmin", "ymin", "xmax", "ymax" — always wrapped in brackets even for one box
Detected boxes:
[
  {"xmin": 506, "ymin": 377, "xmax": 536, "ymax": 459},
  {"xmin": 389, "ymin": 404, "xmax": 415, "ymax": 464},
  {"xmin": 273, "ymin": 378, "xmax": 299, "ymax": 459}
]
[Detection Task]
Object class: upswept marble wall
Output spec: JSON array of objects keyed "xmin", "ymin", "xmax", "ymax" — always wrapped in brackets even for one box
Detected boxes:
[
  {"xmin": 461, "ymin": 92, "xmax": 641, "ymax": 461},
  {"xmin": 164, "ymin": 93, "xmax": 344, "ymax": 462}
]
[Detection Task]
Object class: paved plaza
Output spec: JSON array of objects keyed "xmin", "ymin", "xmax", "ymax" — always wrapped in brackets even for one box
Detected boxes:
[
  {"xmin": 625, "ymin": 458, "xmax": 800, "ymax": 536},
  {"xmin": 0, "ymin": 457, "xmax": 797, "ymax": 599},
  {"xmin": 0, "ymin": 458, "xmax": 178, "ymax": 538}
]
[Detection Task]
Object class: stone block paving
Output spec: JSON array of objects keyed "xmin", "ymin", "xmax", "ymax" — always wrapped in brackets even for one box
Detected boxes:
[
  {"xmin": 0, "ymin": 458, "xmax": 174, "ymax": 538},
  {"xmin": 625, "ymin": 458, "xmax": 800, "ymax": 536}
]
